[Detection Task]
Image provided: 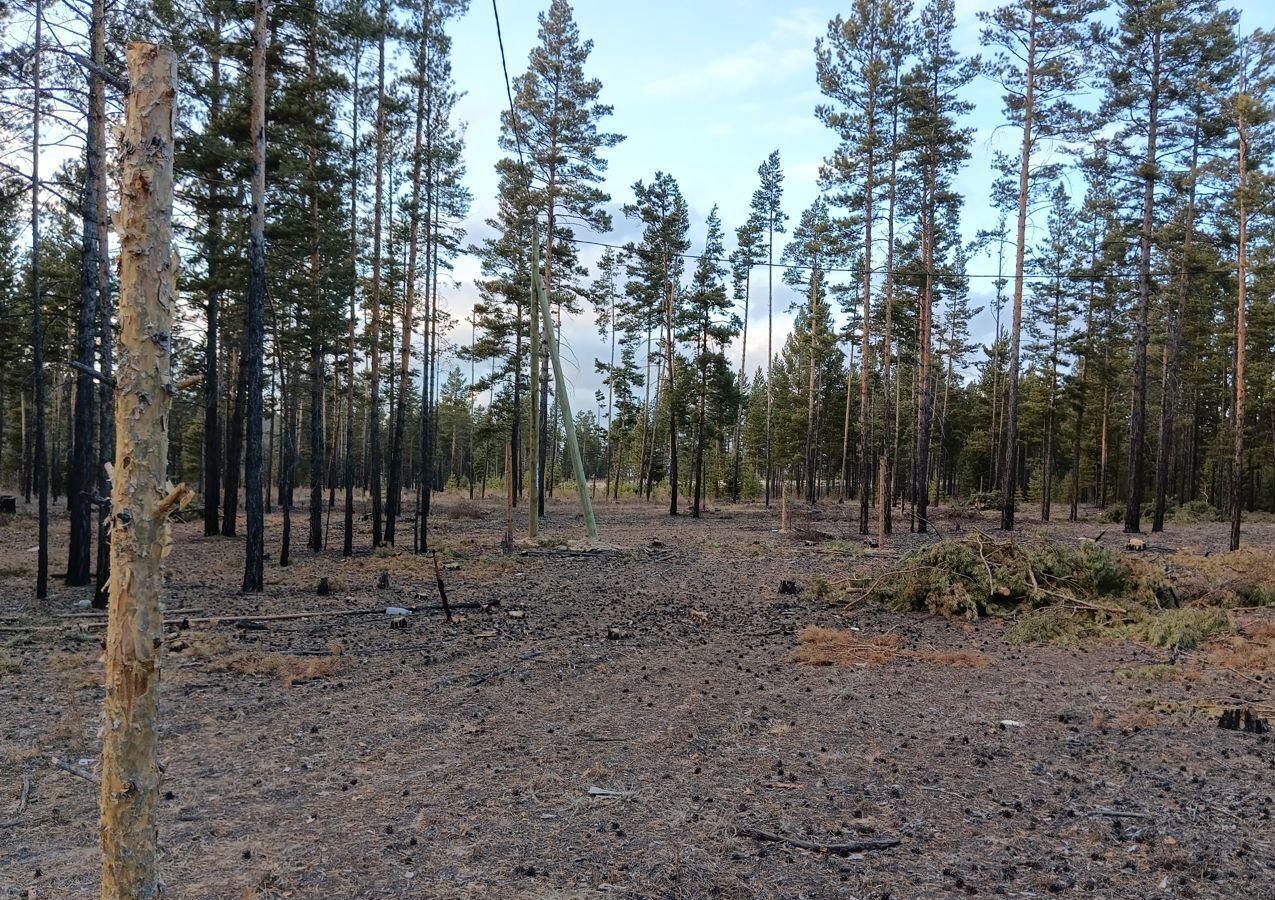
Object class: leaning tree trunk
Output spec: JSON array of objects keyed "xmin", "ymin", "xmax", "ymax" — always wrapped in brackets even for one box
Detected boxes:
[{"xmin": 100, "ymin": 42, "xmax": 177, "ymax": 899}]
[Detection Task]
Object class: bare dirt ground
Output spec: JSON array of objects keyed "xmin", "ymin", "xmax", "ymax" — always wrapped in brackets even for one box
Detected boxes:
[{"xmin": 1, "ymin": 493, "xmax": 1273, "ymax": 899}]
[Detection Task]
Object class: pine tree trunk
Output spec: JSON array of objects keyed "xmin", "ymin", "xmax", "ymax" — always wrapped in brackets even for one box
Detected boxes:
[
  {"xmin": 805, "ymin": 266, "xmax": 820, "ymax": 505},
  {"xmin": 665, "ymin": 254, "xmax": 678, "ymax": 516},
  {"xmin": 68, "ymin": 0, "xmax": 106, "ymax": 586},
  {"xmin": 1232, "ymin": 89, "xmax": 1248, "ymax": 551},
  {"xmin": 241, "ymin": 0, "xmax": 268, "ymax": 592},
  {"xmin": 306, "ymin": 22, "xmax": 324, "ymax": 554},
  {"xmin": 203, "ymin": 14, "xmax": 223, "ymax": 538},
  {"xmin": 31, "ymin": 2, "xmax": 48, "ymax": 600},
  {"xmin": 343, "ymin": 50, "xmax": 361, "ymax": 556},
  {"xmin": 858, "ymin": 139, "xmax": 875, "ymax": 534},
  {"xmin": 1002, "ymin": 8, "xmax": 1035, "ymax": 533},
  {"xmin": 100, "ymin": 42, "xmax": 175, "ymax": 898},
  {"xmin": 881, "ymin": 88, "xmax": 900, "ymax": 533},
  {"xmin": 1124, "ymin": 32, "xmax": 1160, "ymax": 535},
  {"xmin": 388, "ymin": 9, "xmax": 430, "ymax": 548},
  {"xmin": 731, "ymin": 269, "xmax": 749, "ymax": 502},
  {"xmin": 367, "ymin": 2, "xmax": 387, "ymax": 548},
  {"xmin": 222, "ymin": 344, "xmax": 245, "ymax": 536},
  {"xmin": 1153, "ymin": 121, "xmax": 1200, "ymax": 532}
]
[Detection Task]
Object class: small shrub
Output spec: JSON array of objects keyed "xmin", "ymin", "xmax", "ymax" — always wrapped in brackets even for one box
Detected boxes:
[
  {"xmin": 806, "ymin": 573, "xmax": 836, "ymax": 602},
  {"xmin": 1173, "ymin": 500, "xmax": 1220, "ymax": 523},
  {"xmin": 447, "ymin": 499, "xmax": 484, "ymax": 520},
  {"xmin": 968, "ymin": 491, "xmax": 1002, "ymax": 511},
  {"xmin": 1006, "ymin": 610, "xmax": 1100, "ymax": 646}
]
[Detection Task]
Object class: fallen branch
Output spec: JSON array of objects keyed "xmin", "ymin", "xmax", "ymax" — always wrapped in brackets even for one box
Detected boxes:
[
  {"xmin": 1089, "ymin": 807, "xmax": 1153, "ymax": 820},
  {"xmin": 53, "ymin": 758, "xmax": 100, "ymax": 786},
  {"xmin": 0, "ymin": 776, "xmax": 32, "ymax": 827},
  {"xmin": 739, "ymin": 826, "xmax": 900, "ymax": 854}
]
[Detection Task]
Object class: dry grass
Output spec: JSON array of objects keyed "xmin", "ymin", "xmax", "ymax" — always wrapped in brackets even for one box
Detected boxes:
[
  {"xmin": 223, "ymin": 642, "xmax": 347, "ymax": 685},
  {"xmin": 790, "ymin": 625, "xmax": 989, "ymax": 669},
  {"xmin": 447, "ymin": 498, "xmax": 485, "ymax": 520},
  {"xmin": 1205, "ymin": 619, "xmax": 1275, "ymax": 673},
  {"xmin": 1171, "ymin": 549, "xmax": 1275, "ymax": 607}
]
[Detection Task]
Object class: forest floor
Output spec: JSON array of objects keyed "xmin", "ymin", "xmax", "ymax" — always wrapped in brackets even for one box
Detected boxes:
[{"xmin": 0, "ymin": 492, "xmax": 1273, "ymax": 899}]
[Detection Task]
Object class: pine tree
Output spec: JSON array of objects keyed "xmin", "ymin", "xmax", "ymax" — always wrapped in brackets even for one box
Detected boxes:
[
  {"xmin": 902, "ymin": 0, "xmax": 975, "ymax": 531},
  {"xmin": 817, "ymin": 1, "xmax": 894, "ymax": 533},
  {"xmin": 624, "ymin": 172, "xmax": 689, "ymax": 515},
  {"xmin": 746, "ymin": 151, "xmax": 786, "ymax": 507},
  {"xmin": 980, "ymin": 0, "xmax": 1104, "ymax": 531},
  {"xmin": 242, "ymin": 0, "xmax": 268, "ymax": 592},
  {"xmin": 682, "ymin": 206, "xmax": 737, "ymax": 518},
  {"xmin": 782, "ymin": 198, "xmax": 845, "ymax": 503},
  {"xmin": 729, "ymin": 213, "xmax": 763, "ymax": 502},
  {"xmin": 500, "ymin": 0, "xmax": 623, "ymax": 517}
]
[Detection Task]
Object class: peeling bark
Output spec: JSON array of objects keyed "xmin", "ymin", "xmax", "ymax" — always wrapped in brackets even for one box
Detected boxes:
[{"xmin": 100, "ymin": 42, "xmax": 177, "ymax": 900}]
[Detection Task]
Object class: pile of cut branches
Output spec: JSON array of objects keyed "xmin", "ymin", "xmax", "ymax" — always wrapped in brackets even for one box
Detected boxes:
[{"xmin": 851, "ymin": 535, "xmax": 1175, "ymax": 625}]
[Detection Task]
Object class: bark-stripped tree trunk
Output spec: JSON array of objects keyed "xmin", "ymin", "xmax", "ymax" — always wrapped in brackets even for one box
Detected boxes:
[
  {"xmin": 100, "ymin": 42, "xmax": 176, "ymax": 898},
  {"xmin": 242, "ymin": 0, "xmax": 267, "ymax": 592}
]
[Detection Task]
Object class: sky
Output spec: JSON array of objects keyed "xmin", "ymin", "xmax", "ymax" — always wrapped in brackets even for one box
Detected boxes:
[{"xmin": 435, "ymin": 0, "xmax": 1275, "ymax": 417}]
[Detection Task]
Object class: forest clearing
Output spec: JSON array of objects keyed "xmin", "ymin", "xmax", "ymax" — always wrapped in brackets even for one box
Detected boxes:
[
  {"xmin": 3, "ymin": 0, "xmax": 1275, "ymax": 895},
  {"xmin": 2, "ymin": 497, "xmax": 1273, "ymax": 898}
]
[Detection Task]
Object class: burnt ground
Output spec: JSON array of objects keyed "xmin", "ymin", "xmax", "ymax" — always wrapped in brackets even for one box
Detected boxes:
[{"xmin": 1, "ymin": 493, "xmax": 1273, "ymax": 899}]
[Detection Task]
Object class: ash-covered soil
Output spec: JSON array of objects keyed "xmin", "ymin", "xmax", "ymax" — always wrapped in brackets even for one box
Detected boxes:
[{"xmin": 1, "ymin": 495, "xmax": 1272, "ymax": 899}]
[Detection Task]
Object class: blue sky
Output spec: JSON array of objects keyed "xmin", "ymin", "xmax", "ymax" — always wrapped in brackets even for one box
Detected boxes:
[{"xmin": 438, "ymin": 0, "xmax": 1272, "ymax": 410}]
